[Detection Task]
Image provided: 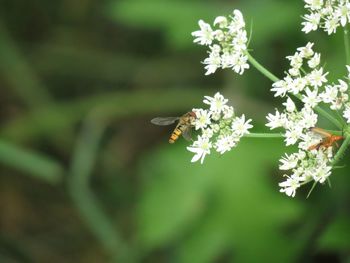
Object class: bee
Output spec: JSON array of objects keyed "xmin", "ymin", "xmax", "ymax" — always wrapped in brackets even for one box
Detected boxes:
[
  {"xmin": 151, "ymin": 111, "xmax": 196, "ymax": 143},
  {"xmin": 308, "ymin": 127, "xmax": 344, "ymax": 151}
]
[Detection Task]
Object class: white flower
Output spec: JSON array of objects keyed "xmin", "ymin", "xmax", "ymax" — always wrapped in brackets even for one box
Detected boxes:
[
  {"xmin": 215, "ymin": 135, "xmax": 237, "ymax": 154},
  {"xmin": 312, "ymin": 163, "xmax": 332, "ymax": 183},
  {"xmin": 222, "ymin": 105, "xmax": 234, "ymax": 119},
  {"xmin": 279, "ymin": 175, "xmax": 301, "ymax": 197},
  {"xmin": 297, "ymin": 42, "xmax": 315, "ymax": 58},
  {"xmin": 285, "ymin": 126, "xmax": 303, "ymax": 146},
  {"xmin": 338, "ymin": 79, "xmax": 348, "ymax": 92},
  {"xmin": 300, "ymin": 107, "xmax": 318, "ymax": 128},
  {"xmin": 187, "ymin": 92, "xmax": 252, "ymax": 164},
  {"xmin": 193, "ymin": 109, "xmax": 211, "ymax": 130},
  {"xmin": 302, "ymin": 88, "xmax": 321, "ymax": 108},
  {"xmin": 231, "ymin": 54, "xmax": 249, "ymax": 74},
  {"xmin": 302, "ymin": 0, "xmax": 350, "ymax": 34},
  {"xmin": 187, "ymin": 136, "xmax": 212, "ymax": 164},
  {"xmin": 308, "ymin": 53, "xmax": 321, "ymax": 68},
  {"xmin": 266, "ymin": 110, "xmax": 286, "ymax": 129},
  {"xmin": 271, "ymin": 79, "xmax": 289, "ymax": 97},
  {"xmin": 308, "ymin": 68, "xmax": 328, "ymax": 87},
  {"xmin": 324, "ymin": 16, "xmax": 339, "ymax": 34},
  {"xmin": 214, "ymin": 16, "xmax": 228, "ymax": 28},
  {"xmin": 343, "ymin": 103, "xmax": 350, "ymax": 123},
  {"xmin": 204, "ymin": 92, "xmax": 228, "ymax": 113},
  {"xmin": 202, "ymin": 128, "xmax": 214, "ymax": 139},
  {"xmin": 335, "ymin": 2, "xmax": 350, "ymax": 26},
  {"xmin": 192, "ymin": 20, "xmax": 215, "ymax": 45},
  {"xmin": 287, "ymin": 52, "xmax": 303, "ymax": 68},
  {"xmin": 279, "ymin": 153, "xmax": 299, "ymax": 170},
  {"xmin": 203, "ymin": 45, "xmax": 221, "ymax": 75},
  {"xmin": 231, "ymin": 114, "xmax": 253, "ymax": 136},
  {"xmin": 304, "ymin": 0, "xmax": 324, "ymax": 10},
  {"xmin": 192, "ymin": 9, "xmax": 249, "ymax": 75},
  {"xmin": 283, "ymin": 97, "xmax": 296, "ymax": 112},
  {"xmin": 302, "ymin": 13, "xmax": 321, "ymax": 33},
  {"xmin": 320, "ymin": 84, "xmax": 338, "ymax": 103},
  {"xmin": 229, "ymin": 9, "xmax": 245, "ymax": 32}
]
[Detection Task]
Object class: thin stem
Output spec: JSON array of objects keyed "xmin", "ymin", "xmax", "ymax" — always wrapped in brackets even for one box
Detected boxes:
[
  {"xmin": 246, "ymin": 52, "xmax": 343, "ymax": 129},
  {"xmin": 244, "ymin": 132, "xmax": 283, "ymax": 138},
  {"xmin": 246, "ymin": 52, "xmax": 279, "ymax": 82},
  {"xmin": 344, "ymin": 27, "xmax": 350, "ymax": 66},
  {"xmin": 332, "ymin": 135, "xmax": 350, "ymax": 166}
]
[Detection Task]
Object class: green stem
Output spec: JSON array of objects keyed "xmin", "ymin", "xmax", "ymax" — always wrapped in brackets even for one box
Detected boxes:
[
  {"xmin": 246, "ymin": 52, "xmax": 343, "ymax": 129},
  {"xmin": 246, "ymin": 52, "xmax": 279, "ymax": 82},
  {"xmin": 244, "ymin": 132, "xmax": 283, "ymax": 138},
  {"xmin": 344, "ymin": 27, "xmax": 350, "ymax": 66},
  {"xmin": 332, "ymin": 136, "xmax": 350, "ymax": 166}
]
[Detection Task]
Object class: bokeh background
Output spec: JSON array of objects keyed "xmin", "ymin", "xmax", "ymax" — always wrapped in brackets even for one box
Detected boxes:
[{"xmin": 0, "ymin": 0, "xmax": 350, "ymax": 262}]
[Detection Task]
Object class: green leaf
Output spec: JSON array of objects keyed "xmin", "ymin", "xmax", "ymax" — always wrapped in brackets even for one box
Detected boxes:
[
  {"xmin": 137, "ymin": 138, "xmax": 304, "ymax": 262},
  {"xmin": 318, "ymin": 215, "xmax": 350, "ymax": 251}
]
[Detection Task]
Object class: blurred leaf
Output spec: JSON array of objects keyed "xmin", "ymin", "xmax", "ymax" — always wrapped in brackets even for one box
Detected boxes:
[
  {"xmin": 138, "ymin": 138, "xmax": 304, "ymax": 262},
  {"xmin": 107, "ymin": 0, "xmax": 302, "ymax": 49},
  {"xmin": 318, "ymin": 215, "xmax": 350, "ymax": 251},
  {"xmin": 0, "ymin": 140, "xmax": 63, "ymax": 184}
]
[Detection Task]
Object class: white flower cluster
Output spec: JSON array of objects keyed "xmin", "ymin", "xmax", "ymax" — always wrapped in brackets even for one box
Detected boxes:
[
  {"xmin": 187, "ymin": 92, "xmax": 253, "ymax": 164},
  {"xmin": 191, "ymin": 9, "xmax": 249, "ymax": 75},
  {"xmin": 266, "ymin": 42, "xmax": 349, "ymax": 197},
  {"xmin": 302, "ymin": 0, "xmax": 350, "ymax": 34}
]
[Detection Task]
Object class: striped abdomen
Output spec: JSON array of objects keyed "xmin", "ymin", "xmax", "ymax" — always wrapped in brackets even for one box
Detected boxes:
[{"xmin": 169, "ymin": 126, "xmax": 182, "ymax": 144}]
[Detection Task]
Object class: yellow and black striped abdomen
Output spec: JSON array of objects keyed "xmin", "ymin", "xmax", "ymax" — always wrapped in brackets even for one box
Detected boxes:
[{"xmin": 169, "ymin": 127, "xmax": 182, "ymax": 144}]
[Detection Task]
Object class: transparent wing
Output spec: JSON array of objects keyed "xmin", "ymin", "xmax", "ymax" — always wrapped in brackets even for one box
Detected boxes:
[
  {"xmin": 151, "ymin": 117, "xmax": 179, "ymax": 126},
  {"xmin": 182, "ymin": 126, "xmax": 192, "ymax": 141},
  {"xmin": 310, "ymin": 127, "xmax": 331, "ymax": 138}
]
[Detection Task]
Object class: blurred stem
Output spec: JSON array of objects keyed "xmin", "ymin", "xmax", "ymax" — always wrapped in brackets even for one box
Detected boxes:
[
  {"xmin": 246, "ymin": 51, "xmax": 342, "ymax": 129},
  {"xmin": 1, "ymin": 89, "xmax": 207, "ymax": 142},
  {"xmin": 0, "ymin": 22, "xmax": 52, "ymax": 108},
  {"xmin": 244, "ymin": 132, "xmax": 283, "ymax": 138},
  {"xmin": 0, "ymin": 140, "xmax": 63, "ymax": 184},
  {"xmin": 344, "ymin": 27, "xmax": 350, "ymax": 66},
  {"xmin": 68, "ymin": 114, "xmax": 131, "ymax": 263}
]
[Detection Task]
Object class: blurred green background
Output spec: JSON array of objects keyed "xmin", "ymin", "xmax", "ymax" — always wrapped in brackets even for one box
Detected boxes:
[{"xmin": 0, "ymin": 0, "xmax": 350, "ymax": 262}]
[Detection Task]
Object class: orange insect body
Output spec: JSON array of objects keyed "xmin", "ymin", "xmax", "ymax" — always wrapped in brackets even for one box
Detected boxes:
[{"xmin": 308, "ymin": 127, "xmax": 344, "ymax": 151}]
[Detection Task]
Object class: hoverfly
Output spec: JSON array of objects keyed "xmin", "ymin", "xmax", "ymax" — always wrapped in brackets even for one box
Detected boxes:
[
  {"xmin": 151, "ymin": 111, "xmax": 196, "ymax": 143},
  {"xmin": 308, "ymin": 127, "xmax": 344, "ymax": 151}
]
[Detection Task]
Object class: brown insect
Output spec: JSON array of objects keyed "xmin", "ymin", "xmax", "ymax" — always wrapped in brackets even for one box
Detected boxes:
[
  {"xmin": 308, "ymin": 127, "xmax": 344, "ymax": 151},
  {"xmin": 151, "ymin": 111, "xmax": 196, "ymax": 143}
]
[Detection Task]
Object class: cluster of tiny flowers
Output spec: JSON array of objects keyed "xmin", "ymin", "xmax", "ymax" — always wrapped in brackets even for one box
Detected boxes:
[
  {"xmin": 187, "ymin": 92, "xmax": 252, "ymax": 164},
  {"xmin": 191, "ymin": 9, "xmax": 249, "ymax": 75},
  {"xmin": 302, "ymin": 0, "xmax": 350, "ymax": 34},
  {"xmin": 266, "ymin": 42, "xmax": 350, "ymax": 197}
]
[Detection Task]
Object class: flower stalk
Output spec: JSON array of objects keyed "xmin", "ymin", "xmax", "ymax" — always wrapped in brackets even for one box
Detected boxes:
[
  {"xmin": 247, "ymin": 51, "xmax": 343, "ymax": 129},
  {"xmin": 244, "ymin": 132, "xmax": 283, "ymax": 138},
  {"xmin": 344, "ymin": 27, "xmax": 350, "ymax": 66}
]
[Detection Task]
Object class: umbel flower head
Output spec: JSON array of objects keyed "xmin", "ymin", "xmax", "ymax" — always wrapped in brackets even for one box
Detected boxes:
[
  {"xmin": 266, "ymin": 42, "xmax": 350, "ymax": 197},
  {"xmin": 302, "ymin": 0, "xmax": 350, "ymax": 34},
  {"xmin": 187, "ymin": 92, "xmax": 253, "ymax": 164},
  {"xmin": 192, "ymin": 9, "xmax": 249, "ymax": 75}
]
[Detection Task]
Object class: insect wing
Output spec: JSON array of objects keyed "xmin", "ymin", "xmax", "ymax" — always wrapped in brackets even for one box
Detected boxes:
[
  {"xmin": 310, "ymin": 127, "xmax": 331, "ymax": 138},
  {"xmin": 181, "ymin": 126, "xmax": 193, "ymax": 141},
  {"xmin": 151, "ymin": 117, "xmax": 179, "ymax": 126}
]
